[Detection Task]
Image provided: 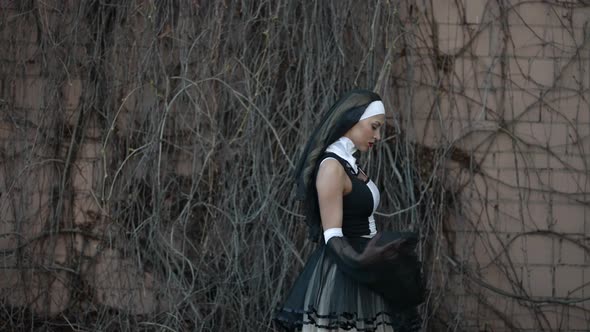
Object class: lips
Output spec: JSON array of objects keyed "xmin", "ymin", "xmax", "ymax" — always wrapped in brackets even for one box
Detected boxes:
[{"xmin": 368, "ymin": 142, "xmax": 374, "ymax": 148}]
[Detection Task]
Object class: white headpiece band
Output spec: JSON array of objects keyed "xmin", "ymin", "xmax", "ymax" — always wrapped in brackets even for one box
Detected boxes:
[{"xmin": 359, "ymin": 100, "xmax": 385, "ymax": 121}]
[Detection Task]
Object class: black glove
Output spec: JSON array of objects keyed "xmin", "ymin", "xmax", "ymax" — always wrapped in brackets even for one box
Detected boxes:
[
  {"xmin": 326, "ymin": 233, "xmax": 406, "ymax": 269},
  {"xmin": 327, "ymin": 232, "xmax": 425, "ymax": 311}
]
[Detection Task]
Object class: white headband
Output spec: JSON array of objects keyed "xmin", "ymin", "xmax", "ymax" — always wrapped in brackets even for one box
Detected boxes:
[{"xmin": 359, "ymin": 100, "xmax": 385, "ymax": 121}]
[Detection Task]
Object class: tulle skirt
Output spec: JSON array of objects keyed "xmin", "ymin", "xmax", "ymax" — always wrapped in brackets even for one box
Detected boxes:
[{"xmin": 275, "ymin": 234, "xmax": 423, "ymax": 332}]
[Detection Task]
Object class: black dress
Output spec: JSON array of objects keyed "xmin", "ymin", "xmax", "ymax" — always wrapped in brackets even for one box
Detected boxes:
[{"xmin": 275, "ymin": 153, "xmax": 423, "ymax": 331}]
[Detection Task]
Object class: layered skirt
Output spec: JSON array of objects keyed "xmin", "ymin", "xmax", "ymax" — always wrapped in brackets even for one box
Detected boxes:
[{"xmin": 275, "ymin": 233, "xmax": 423, "ymax": 332}]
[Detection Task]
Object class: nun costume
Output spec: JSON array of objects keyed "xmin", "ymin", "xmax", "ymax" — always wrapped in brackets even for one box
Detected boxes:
[{"xmin": 275, "ymin": 90, "xmax": 424, "ymax": 332}]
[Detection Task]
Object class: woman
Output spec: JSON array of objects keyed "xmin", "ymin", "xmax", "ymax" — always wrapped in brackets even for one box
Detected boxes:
[{"xmin": 275, "ymin": 90, "xmax": 423, "ymax": 332}]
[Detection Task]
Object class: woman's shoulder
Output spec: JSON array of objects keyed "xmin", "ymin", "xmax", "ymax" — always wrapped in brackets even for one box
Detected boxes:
[
  {"xmin": 319, "ymin": 152, "xmax": 356, "ymax": 176},
  {"xmin": 316, "ymin": 158, "xmax": 346, "ymax": 191},
  {"xmin": 317, "ymin": 157, "xmax": 344, "ymax": 175}
]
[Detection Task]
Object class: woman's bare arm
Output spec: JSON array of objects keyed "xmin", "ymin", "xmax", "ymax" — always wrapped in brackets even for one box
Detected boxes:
[{"xmin": 316, "ymin": 159, "xmax": 347, "ymax": 231}]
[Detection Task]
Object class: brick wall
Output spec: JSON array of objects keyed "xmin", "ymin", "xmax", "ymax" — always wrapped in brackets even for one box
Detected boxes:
[
  {"xmin": 405, "ymin": 1, "xmax": 590, "ymax": 330},
  {"xmin": 0, "ymin": 0, "xmax": 169, "ymax": 317},
  {"xmin": 0, "ymin": 0, "xmax": 589, "ymax": 330}
]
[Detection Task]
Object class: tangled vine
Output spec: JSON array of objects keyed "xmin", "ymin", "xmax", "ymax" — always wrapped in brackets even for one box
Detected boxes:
[{"xmin": 0, "ymin": 1, "xmax": 588, "ymax": 331}]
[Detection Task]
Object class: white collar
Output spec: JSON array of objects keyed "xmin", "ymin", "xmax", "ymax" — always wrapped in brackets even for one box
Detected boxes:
[{"xmin": 325, "ymin": 137, "xmax": 358, "ymax": 173}]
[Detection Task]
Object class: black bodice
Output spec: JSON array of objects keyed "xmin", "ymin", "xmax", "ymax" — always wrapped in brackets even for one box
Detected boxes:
[{"xmin": 320, "ymin": 153, "xmax": 374, "ymax": 237}]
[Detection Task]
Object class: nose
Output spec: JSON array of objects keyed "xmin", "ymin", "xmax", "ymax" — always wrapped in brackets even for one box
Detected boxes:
[{"xmin": 375, "ymin": 130, "xmax": 381, "ymax": 141}]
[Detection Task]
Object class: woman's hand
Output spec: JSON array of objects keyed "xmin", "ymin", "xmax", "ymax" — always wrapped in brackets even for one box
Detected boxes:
[
  {"xmin": 358, "ymin": 233, "xmax": 406, "ymax": 266},
  {"xmin": 327, "ymin": 234, "xmax": 409, "ymax": 269}
]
